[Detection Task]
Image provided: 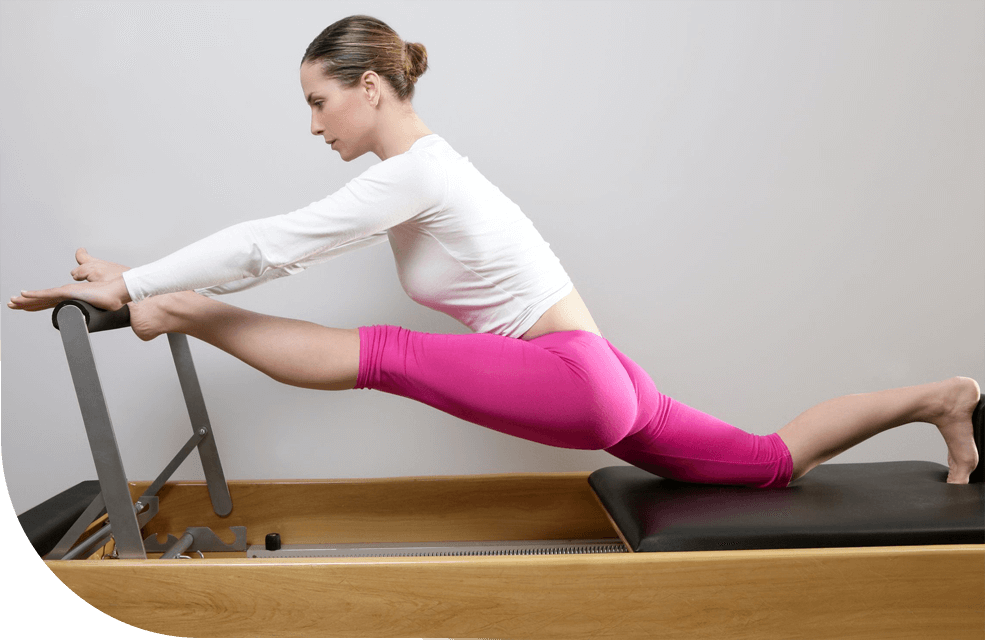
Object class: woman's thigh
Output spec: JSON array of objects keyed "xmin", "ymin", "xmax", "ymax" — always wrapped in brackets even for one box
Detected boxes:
[{"xmin": 355, "ymin": 325, "xmax": 641, "ymax": 450}]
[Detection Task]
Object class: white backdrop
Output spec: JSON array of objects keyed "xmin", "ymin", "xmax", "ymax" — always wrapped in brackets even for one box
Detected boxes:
[{"xmin": 3, "ymin": 0, "xmax": 982, "ymax": 516}]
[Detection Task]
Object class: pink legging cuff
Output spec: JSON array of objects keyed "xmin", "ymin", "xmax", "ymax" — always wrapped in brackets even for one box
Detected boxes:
[{"xmin": 356, "ymin": 324, "xmax": 793, "ymax": 489}]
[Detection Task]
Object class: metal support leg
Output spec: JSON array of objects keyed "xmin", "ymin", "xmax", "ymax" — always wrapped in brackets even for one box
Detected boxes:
[
  {"xmin": 168, "ymin": 333, "xmax": 232, "ymax": 517},
  {"xmin": 57, "ymin": 304, "xmax": 146, "ymax": 559}
]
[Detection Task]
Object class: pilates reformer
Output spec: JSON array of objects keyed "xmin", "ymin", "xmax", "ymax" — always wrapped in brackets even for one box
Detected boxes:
[{"xmin": 15, "ymin": 299, "xmax": 985, "ymax": 639}]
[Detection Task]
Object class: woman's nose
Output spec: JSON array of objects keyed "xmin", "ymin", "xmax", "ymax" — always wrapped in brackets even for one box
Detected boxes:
[{"xmin": 310, "ymin": 113, "xmax": 323, "ymax": 136}]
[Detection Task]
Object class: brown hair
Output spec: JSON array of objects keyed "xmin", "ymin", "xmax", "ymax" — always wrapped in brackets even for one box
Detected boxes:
[{"xmin": 301, "ymin": 15, "xmax": 428, "ymax": 102}]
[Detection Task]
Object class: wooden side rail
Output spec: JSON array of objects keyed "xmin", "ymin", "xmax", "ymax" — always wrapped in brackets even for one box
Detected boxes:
[{"xmin": 40, "ymin": 474, "xmax": 985, "ymax": 639}]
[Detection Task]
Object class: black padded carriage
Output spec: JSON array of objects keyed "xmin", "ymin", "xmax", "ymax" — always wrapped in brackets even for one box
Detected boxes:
[
  {"xmin": 590, "ymin": 396, "xmax": 985, "ymax": 553},
  {"xmin": 590, "ymin": 459, "xmax": 984, "ymax": 552}
]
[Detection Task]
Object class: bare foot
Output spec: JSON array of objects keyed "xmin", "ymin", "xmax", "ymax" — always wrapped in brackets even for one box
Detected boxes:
[
  {"xmin": 930, "ymin": 377, "xmax": 981, "ymax": 484},
  {"xmin": 128, "ymin": 291, "xmax": 201, "ymax": 341}
]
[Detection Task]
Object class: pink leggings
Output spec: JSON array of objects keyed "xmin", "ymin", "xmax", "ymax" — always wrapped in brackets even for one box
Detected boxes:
[{"xmin": 355, "ymin": 325, "xmax": 793, "ymax": 488}]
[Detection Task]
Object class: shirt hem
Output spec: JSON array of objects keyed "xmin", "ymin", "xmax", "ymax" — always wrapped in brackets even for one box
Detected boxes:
[
  {"xmin": 505, "ymin": 279, "xmax": 575, "ymax": 339},
  {"xmin": 120, "ymin": 270, "xmax": 143, "ymax": 303}
]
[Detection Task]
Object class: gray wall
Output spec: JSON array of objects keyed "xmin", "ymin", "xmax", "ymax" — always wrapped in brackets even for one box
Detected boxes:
[{"xmin": 3, "ymin": 0, "xmax": 983, "ymax": 524}]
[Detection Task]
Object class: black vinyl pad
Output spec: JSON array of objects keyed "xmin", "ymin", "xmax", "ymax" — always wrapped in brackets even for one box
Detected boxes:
[
  {"xmin": 17, "ymin": 481, "xmax": 101, "ymax": 557},
  {"xmin": 589, "ymin": 462, "xmax": 985, "ymax": 552}
]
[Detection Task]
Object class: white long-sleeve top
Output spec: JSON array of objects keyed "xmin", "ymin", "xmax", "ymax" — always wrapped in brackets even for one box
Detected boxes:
[{"xmin": 121, "ymin": 134, "xmax": 573, "ymax": 338}]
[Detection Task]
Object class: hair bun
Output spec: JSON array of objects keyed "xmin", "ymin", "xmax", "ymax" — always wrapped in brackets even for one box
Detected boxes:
[{"xmin": 404, "ymin": 41, "xmax": 428, "ymax": 82}]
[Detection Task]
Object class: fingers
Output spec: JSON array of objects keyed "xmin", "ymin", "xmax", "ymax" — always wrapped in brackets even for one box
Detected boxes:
[
  {"xmin": 9, "ymin": 283, "xmax": 95, "ymax": 312},
  {"xmin": 22, "ymin": 286, "xmax": 70, "ymax": 302},
  {"xmin": 8, "ymin": 299, "xmax": 56, "ymax": 311},
  {"xmin": 8, "ymin": 288, "xmax": 65, "ymax": 312},
  {"xmin": 73, "ymin": 248, "xmax": 92, "ymax": 280},
  {"xmin": 69, "ymin": 249, "xmax": 131, "ymax": 282}
]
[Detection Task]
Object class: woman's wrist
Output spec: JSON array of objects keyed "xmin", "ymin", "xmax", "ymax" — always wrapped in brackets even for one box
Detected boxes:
[{"xmin": 114, "ymin": 275, "xmax": 133, "ymax": 306}]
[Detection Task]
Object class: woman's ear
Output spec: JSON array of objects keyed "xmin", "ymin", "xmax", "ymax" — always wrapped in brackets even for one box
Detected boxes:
[{"xmin": 361, "ymin": 70, "xmax": 382, "ymax": 106}]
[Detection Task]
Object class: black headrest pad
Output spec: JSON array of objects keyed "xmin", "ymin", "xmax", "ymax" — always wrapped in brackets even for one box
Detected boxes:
[{"xmin": 589, "ymin": 461, "xmax": 984, "ymax": 552}]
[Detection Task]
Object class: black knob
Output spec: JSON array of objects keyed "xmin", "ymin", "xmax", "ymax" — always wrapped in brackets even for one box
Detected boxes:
[{"xmin": 265, "ymin": 532, "xmax": 281, "ymax": 552}]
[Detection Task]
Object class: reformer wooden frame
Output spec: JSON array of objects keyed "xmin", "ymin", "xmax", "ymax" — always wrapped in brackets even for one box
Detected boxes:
[
  {"xmin": 40, "ymin": 301, "xmax": 985, "ymax": 638},
  {"xmin": 49, "ymin": 473, "xmax": 984, "ymax": 639}
]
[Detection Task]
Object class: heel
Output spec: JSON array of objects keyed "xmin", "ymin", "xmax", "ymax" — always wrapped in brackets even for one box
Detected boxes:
[{"xmin": 971, "ymin": 394, "xmax": 984, "ymax": 483}]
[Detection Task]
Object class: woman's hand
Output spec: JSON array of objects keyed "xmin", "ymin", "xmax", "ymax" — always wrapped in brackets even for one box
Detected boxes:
[
  {"xmin": 9, "ymin": 278, "xmax": 132, "ymax": 312},
  {"xmin": 70, "ymin": 247, "xmax": 129, "ymax": 283},
  {"xmin": 8, "ymin": 248, "xmax": 133, "ymax": 312}
]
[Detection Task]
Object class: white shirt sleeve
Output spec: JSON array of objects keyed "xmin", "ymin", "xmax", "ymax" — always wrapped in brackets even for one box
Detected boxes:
[
  {"xmin": 192, "ymin": 231, "xmax": 389, "ymax": 297},
  {"xmin": 121, "ymin": 151, "xmax": 447, "ymax": 302}
]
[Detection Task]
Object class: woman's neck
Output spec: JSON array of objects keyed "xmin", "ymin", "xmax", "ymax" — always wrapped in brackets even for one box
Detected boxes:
[{"xmin": 374, "ymin": 111, "xmax": 433, "ymax": 160}]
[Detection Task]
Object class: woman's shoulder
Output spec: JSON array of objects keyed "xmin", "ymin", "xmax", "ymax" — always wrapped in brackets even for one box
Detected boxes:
[
  {"xmin": 366, "ymin": 134, "xmax": 451, "ymax": 173},
  {"xmin": 345, "ymin": 137, "xmax": 450, "ymax": 204}
]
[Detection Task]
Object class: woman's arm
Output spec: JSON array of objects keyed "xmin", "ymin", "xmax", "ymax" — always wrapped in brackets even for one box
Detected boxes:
[
  {"xmin": 193, "ymin": 231, "xmax": 389, "ymax": 296},
  {"xmin": 122, "ymin": 152, "xmax": 445, "ymax": 302},
  {"xmin": 10, "ymin": 151, "xmax": 446, "ymax": 310}
]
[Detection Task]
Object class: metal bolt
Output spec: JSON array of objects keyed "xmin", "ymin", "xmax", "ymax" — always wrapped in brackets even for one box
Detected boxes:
[{"xmin": 198, "ymin": 428, "xmax": 207, "ymax": 436}]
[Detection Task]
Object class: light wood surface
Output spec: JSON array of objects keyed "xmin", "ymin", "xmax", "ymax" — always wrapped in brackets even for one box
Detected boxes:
[
  {"xmin": 128, "ymin": 472, "xmax": 617, "ymax": 544},
  {"xmin": 49, "ymin": 544, "xmax": 984, "ymax": 639},
  {"xmin": 39, "ymin": 473, "xmax": 985, "ymax": 639}
]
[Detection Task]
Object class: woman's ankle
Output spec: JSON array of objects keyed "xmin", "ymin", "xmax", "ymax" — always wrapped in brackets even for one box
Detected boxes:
[
  {"xmin": 164, "ymin": 291, "xmax": 213, "ymax": 332},
  {"xmin": 130, "ymin": 291, "xmax": 208, "ymax": 340}
]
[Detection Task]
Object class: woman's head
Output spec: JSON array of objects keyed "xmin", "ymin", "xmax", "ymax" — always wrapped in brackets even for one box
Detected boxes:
[
  {"xmin": 300, "ymin": 15, "xmax": 430, "ymax": 161},
  {"xmin": 301, "ymin": 15, "xmax": 428, "ymax": 102}
]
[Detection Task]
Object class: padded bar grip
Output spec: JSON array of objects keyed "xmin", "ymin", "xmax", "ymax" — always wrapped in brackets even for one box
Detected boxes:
[{"xmin": 52, "ymin": 299, "xmax": 131, "ymax": 333}]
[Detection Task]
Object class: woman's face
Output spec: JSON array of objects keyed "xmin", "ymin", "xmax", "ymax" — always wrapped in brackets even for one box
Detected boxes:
[{"xmin": 300, "ymin": 61, "xmax": 377, "ymax": 162}]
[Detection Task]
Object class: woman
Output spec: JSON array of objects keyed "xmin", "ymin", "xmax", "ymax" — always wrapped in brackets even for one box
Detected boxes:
[{"xmin": 9, "ymin": 15, "xmax": 981, "ymax": 487}]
